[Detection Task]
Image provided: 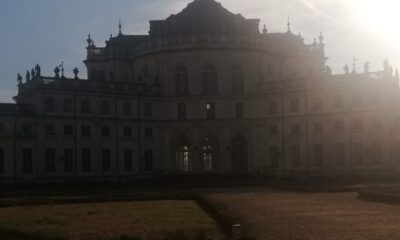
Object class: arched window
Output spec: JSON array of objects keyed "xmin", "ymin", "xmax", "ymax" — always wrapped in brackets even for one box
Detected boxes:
[
  {"xmin": 202, "ymin": 65, "xmax": 218, "ymax": 95},
  {"xmin": 231, "ymin": 65, "xmax": 244, "ymax": 95},
  {"xmin": 175, "ymin": 66, "xmax": 189, "ymax": 96},
  {"xmin": 175, "ymin": 135, "xmax": 192, "ymax": 173},
  {"xmin": 200, "ymin": 136, "xmax": 219, "ymax": 173}
]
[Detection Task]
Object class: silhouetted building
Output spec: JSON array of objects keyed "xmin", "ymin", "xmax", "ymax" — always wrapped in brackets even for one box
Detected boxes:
[{"xmin": 1, "ymin": 0, "xmax": 400, "ymax": 183}]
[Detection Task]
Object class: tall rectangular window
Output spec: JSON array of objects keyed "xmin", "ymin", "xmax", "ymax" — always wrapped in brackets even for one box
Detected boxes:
[
  {"xmin": 313, "ymin": 144, "xmax": 324, "ymax": 167},
  {"xmin": 102, "ymin": 149, "xmax": 111, "ymax": 172},
  {"xmin": 102, "ymin": 126, "xmax": 111, "ymax": 137},
  {"xmin": 63, "ymin": 98, "xmax": 73, "ymax": 113},
  {"xmin": 352, "ymin": 94, "xmax": 363, "ymax": 107},
  {"xmin": 144, "ymin": 102, "xmax": 152, "ymax": 117},
  {"xmin": 145, "ymin": 128, "xmax": 153, "ymax": 138},
  {"xmin": 123, "ymin": 127, "xmax": 132, "ymax": 137},
  {"xmin": 371, "ymin": 141, "xmax": 382, "ymax": 165},
  {"xmin": 313, "ymin": 122, "xmax": 323, "ymax": 133},
  {"xmin": 206, "ymin": 102, "xmax": 215, "ymax": 120},
  {"xmin": 334, "ymin": 120, "xmax": 345, "ymax": 132},
  {"xmin": 81, "ymin": 126, "xmax": 91, "ymax": 137},
  {"xmin": 290, "ymin": 98, "xmax": 300, "ymax": 113},
  {"xmin": 22, "ymin": 124, "xmax": 32, "ymax": 135},
  {"xmin": 269, "ymin": 125, "xmax": 279, "ymax": 135},
  {"xmin": 291, "ymin": 145, "xmax": 301, "ymax": 167},
  {"xmin": 353, "ymin": 142, "xmax": 363, "ymax": 165},
  {"xmin": 145, "ymin": 149, "xmax": 153, "ymax": 171},
  {"xmin": 23, "ymin": 148, "xmax": 33, "ymax": 174},
  {"xmin": 101, "ymin": 100, "xmax": 110, "ymax": 114},
  {"xmin": 0, "ymin": 148, "xmax": 4, "ymax": 173},
  {"xmin": 175, "ymin": 66, "xmax": 189, "ymax": 96},
  {"xmin": 45, "ymin": 124, "xmax": 56, "ymax": 136},
  {"xmin": 64, "ymin": 148, "xmax": 73, "ymax": 172},
  {"xmin": 178, "ymin": 103, "xmax": 187, "ymax": 120},
  {"xmin": 80, "ymin": 99, "xmax": 90, "ymax": 114},
  {"xmin": 312, "ymin": 96, "xmax": 323, "ymax": 111},
  {"xmin": 268, "ymin": 100, "xmax": 278, "ymax": 114},
  {"xmin": 291, "ymin": 124, "xmax": 301, "ymax": 135},
  {"xmin": 334, "ymin": 95, "xmax": 344, "ymax": 109},
  {"xmin": 82, "ymin": 148, "xmax": 91, "ymax": 172},
  {"xmin": 235, "ymin": 102, "xmax": 244, "ymax": 119},
  {"xmin": 371, "ymin": 118, "xmax": 382, "ymax": 130},
  {"xmin": 45, "ymin": 97, "xmax": 55, "ymax": 112},
  {"xmin": 370, "ymin": 93, "xmax": 381, "ymax": 106},
  {"xmin": 124, "ymin": 149, "xmax": 133, "ymax": 171},
  {"xmin": 335, "ymin": 143, "xmax": 346, "ymax": 166},
  {"xmin": 123, "ymin": 101, "xmax": 132, "ymax": 116},
  {"xmin": 353, "ymin": 119, "xmax": 363, "ymax": 131},
  {"xmin": 270, "ymin": 146, "xmax": 280, "ymax": 168},
  {"xmin": 143, "ymin": 65, "xmax": 149, "ymax": 78},
  {"xmin": 64, "ymin": 125, "xmax": 73, "ymax": 136},
  {"xmin": 45, "ymin": 148, "xmax": 56, "ymax": 172}
]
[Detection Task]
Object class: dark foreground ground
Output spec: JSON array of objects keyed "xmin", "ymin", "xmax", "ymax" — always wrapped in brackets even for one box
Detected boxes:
[{"xmin": 2, "ymin": 180, "xmax": 400, "ymax": 240}]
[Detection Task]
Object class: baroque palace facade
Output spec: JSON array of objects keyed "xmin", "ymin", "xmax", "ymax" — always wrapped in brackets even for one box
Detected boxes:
[{"xmin": 1, "ymin": 0, "xmax": 400, "ymax": 183}]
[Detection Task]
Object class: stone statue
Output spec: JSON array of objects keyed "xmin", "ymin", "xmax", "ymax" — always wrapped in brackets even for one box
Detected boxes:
[
  {"xmin": 31, "ymin": 68, "xmax": 35, "ymax": 79},
  {"xmin": 325, "ymin": 66, "xmax": 332, "ymax": 75},
  {"xmin": 73, "ymin": 67, "xmax": 79, "ymax": 79},
  {"xmin": 364, "ymin": 62, "xmax": 370, "ymax": 74},
  {"xmin": 384, "ymin": 59, "xmax": 390, "ymax": 72},
  {"xmin": 54, "ymin": 67, "xmax": 60, "ymax": 78},
  {"xmin": 35, "ymin": 64, "xmax": 41, "ymax": 77},
  {"xmin": 26, "ymin": 70, "xmax": 30, "ymax": 82},
  {"xmin": 343, "ymin": 64, "xmax": 349, "ymax": 74},
  {"xmin": 17, "ymin": 73, "xmax": 22, "ymax": 85}
]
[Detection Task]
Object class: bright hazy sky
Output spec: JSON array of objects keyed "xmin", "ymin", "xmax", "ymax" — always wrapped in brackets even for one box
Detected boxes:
[{"xmin": 1, "ymin": 0, "xmax": 400, "ymax": 102}]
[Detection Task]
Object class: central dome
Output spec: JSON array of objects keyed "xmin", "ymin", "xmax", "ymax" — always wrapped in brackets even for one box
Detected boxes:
[
  {"xmin": 168, "ymin": 0, "xmax": 239, "ymax": 21},
  {"xmin": 149, "ymin": 0, "xmax": 260, "ymax": 37}
]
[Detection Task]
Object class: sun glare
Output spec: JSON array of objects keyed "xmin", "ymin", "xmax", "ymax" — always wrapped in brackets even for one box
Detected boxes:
[{"xmin": 355, "ymin": 0, "xmax": 400, "ymax": 41}]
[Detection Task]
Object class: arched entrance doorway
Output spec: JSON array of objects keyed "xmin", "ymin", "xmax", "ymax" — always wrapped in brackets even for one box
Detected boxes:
[
  {"xmin": 232, "ymin": 135, "xmax": 248, "ymax": 172},
  {"xmin": 174, "ymin": 135, "xmax": 192, "ymax": 173},
  {"xmin": 200, "ymin": 136, "xmax": 219, "ymax": 173}
]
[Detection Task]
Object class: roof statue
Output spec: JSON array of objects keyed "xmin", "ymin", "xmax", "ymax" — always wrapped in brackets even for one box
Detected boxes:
[
  {"xmin": 262, "ymin": 24, "xmax": 268, "ymax": 34},
  {"xmin": 118, "ymin": 18, "xmax": 123, "ymax": 36},
  {"xmin": 352, "ymin": 57, "xmax": 357, "ymax": 73},
  {"xmin": 54, "ymin": 66, "xmax": 60, "ymax": 79},
  {"xmin": 60, "ymin": 61, "xmax": 65, "ymax": 78},
  {"xmin": 17, "ymin": 73, "xmax": 22, "ymax": 85},
  {"xmin": 35, "ymin": 64, "xmax": 41, "ymax": 77},
  {"xmin": 26, "ymin": 70, "xmax": 30, "ymax": 82},
  {"xmin": 73, "ymin": 67, "xmax": 79, "ymax": 80},
  {"xmin": 343, "ymin": 64, "xmax": 349, "ymax": 74},
  {"xmin": 325, "ymin": 66, "xmax": 332, "ymax": 75},
  {"xmin": 31, "ymin": 68, "xmax": 35, "ymax": 79},
  {"xmin": 364, "ymin": 62, "xmax": 370, "ymax": 74}
]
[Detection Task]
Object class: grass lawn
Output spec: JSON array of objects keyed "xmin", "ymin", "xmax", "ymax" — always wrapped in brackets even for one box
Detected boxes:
[
  {"xmin": 205, "ymin": 188, "xmax": 400, "ymax": 240},
  {"xmin": 0, "ymin": 200, "xmax": 224, "ymax": 239}
]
